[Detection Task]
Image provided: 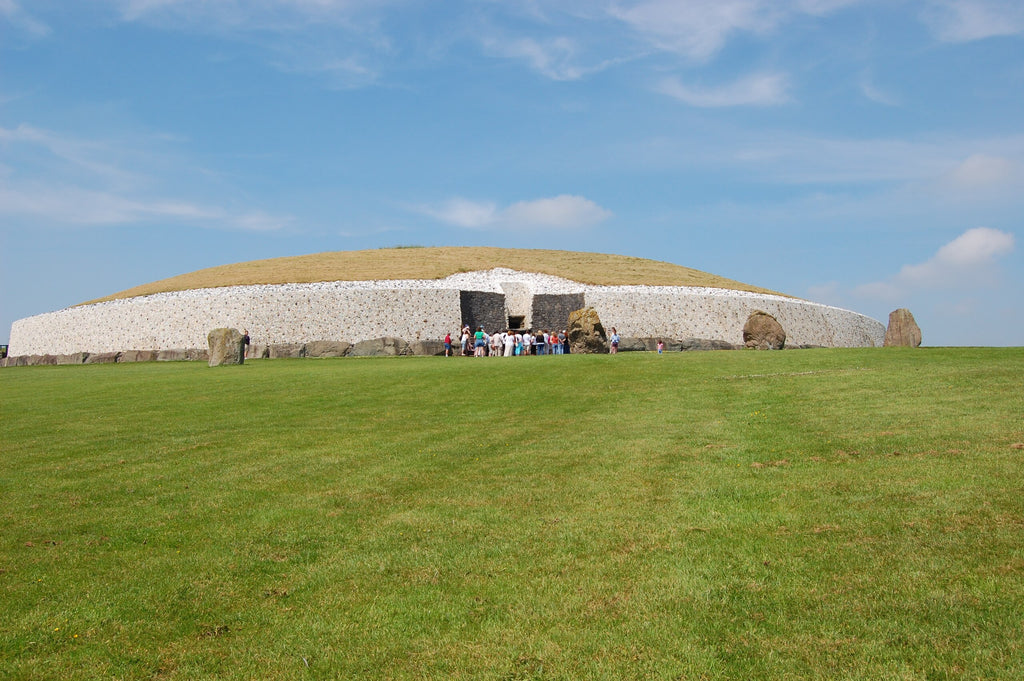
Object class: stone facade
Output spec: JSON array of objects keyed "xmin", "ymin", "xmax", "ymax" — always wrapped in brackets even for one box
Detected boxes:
[
  {"xmin": 459, "ymin": 291, "xmax": 507, "ymax": 333},
  {"xmin": 7, "ymin": 269, "xmax": 885, "ymax": 358},
  {"xmin": 532, "ymin": 293, "xmax": 586, "ymax": 332}
]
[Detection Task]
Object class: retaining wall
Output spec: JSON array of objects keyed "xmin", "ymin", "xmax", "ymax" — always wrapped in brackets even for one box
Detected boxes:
[{"xmin": 7, "ymin": 269, "xmax": 884, "ymax": 356}]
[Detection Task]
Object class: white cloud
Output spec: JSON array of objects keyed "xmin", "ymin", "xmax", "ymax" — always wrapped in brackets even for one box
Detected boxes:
[
  {"xmin": 923, "ymin": 226, "xmax": 1015, "ymax": 269},
  {"xmin": 608, "ymin": 0, "xmax": 860, "ymax": 60},
  {"xmin": 420, "ymin": 198, "xmax": 498, "ymax": 229},
  {"xmin": 503, "ymin": 195, "xmax": 612, "ymax": 228},
  {"xmin": 0, "ymin": 0, "xmax": 51, "ymax": 37},
  {"xmin": 419, "ymin": 195, "xmax": 611, "ymax": 230},
  {"xmin": 0, "ymin": 184, "xmax": 291, "ymax": 231},
  {"xmin": 608, "ymin": 0, "xmax": 779, "ymax": 60},
  {"xmin": 686, "ymin": 132, "xmax": 1024, "ymax": 187},
  {"xmin": 481, "ymin": 35, "xmax": 589, "ymax": 81},
  {"xmin": 922, "ymin": 0, "xmax": 1024, "ymax": 42},
  {"xmin": 657, "ymin": 72, "xmax": 789, "ymax": 107},
  {"xmin": 854, "ymin": 227, "xmax": 1015, "ymax": 301},
  {"xmin": 944, "ymin": 154, "xmax": 1017, "ymax": 189},
  {"xmin": 0, "ymin": 124, "xmax": 292, "ymax": 231},
  {"xmin": 113, "ymin": 0, "xmax": 384, "ymax": 27},
  {"xmin": 858, "ymin": 72, "xmax": 900, "ymax": 106}
]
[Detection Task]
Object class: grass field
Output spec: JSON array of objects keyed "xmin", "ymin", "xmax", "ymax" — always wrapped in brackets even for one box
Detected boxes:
[
  {"xmin": 82, "ymin": 246, "xmax": 783, "ymax": 305},
  {"xmin": 1, "ymin": 348, "xmax": 1022, "ymax": 679}
]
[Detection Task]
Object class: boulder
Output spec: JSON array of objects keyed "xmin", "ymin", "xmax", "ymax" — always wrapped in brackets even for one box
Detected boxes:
[
  {"xmin": 680, "ymin": 338, "xmax": 739, "ymax": 351},
  {"xmin": 567, "ymin": 307, "xmax": 608, "ymax": 354},
  {"xmin": 157, "ymin": 349, "xmax": 190, "ymax": 362},
  {"xmin": 408, "ymin": 339, "xmax": 446, "ymax": 356},
  {"xmin": 120, "ymin": 350, "xmax": 159, "ymax": 363},
  {"xmin": 743, "ymin": 311, "xmax": 786, "ymax": 350},
  {"xmin": 350, "ymin": 337, "xmax": 411, "ymax": 357},
  {"xmin": 207, "ymin": 328, "xmax": 246, "ymax": 367},
  {"xmin": 268, "ymin": 343, "xmax": 305, "ymax": 359},
  {"xmin": 618, "ymin": 337, "xmax": 649, "ymax": 352},
  {"xmin": 884, "ymin": 308, "xmax": 922, "ymax": 347},
  {"xmin": 304, "ymin": 341, "xmax": 352, "ymax": 358},
  {"xmin": 84, "ymin": 352, "xmax": 122, "ymax": 364},
  {"xmin": 56, "ymin": 353, "xmax": 89, "ymax": 365}
]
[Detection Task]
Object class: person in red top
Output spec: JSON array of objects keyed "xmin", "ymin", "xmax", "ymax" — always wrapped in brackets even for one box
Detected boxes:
[{"xmin": 444, "ymin": 332, "xmax": 452, "ymax": 357}]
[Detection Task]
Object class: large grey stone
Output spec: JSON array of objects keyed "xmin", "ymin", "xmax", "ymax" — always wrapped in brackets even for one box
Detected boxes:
[
  {"xmin": 207, "ymin": 328, "xmax": 246, "ymax": 367},
  {"xmin": 884, "ymin": 308, "xmax": 922, "ymax": 347},
  {"xmin": 56, "ymin": 353, "xmax": 89, "ymax": 365},
  {"xmin": 350, "ymin": 337, "xmax": 411, "ymax": 357},
  {"xmin": 268, "ymin": 343, "xmax": 305, "ymax": 359},
  {"xmin": 743, "ymin": 311, "xmax": 786, "ymax": 350},
  {"xmin": 304, "ymin": 341, "xmax": 352, "ymax": 358},
  {"xmin": 120, "ymin": 350, "xmax": 159, "ymax": 363},
  {"xmin": 84, "ymin": 352, "xmax": 122, "ymax": 364},
  {"xmin": 407, "ymin": 339, "xmax": 446, "ymax": 356},
  {"xmin": 680, "ymin": 338, "xmax": 739, "ymax": 351}
]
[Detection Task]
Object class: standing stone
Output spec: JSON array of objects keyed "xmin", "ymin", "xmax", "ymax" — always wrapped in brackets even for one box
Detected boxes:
[
  {"xmin": 743, "ymin": 311, "xmax": 786, "ymax": 350},
  {"xmin": 207, "ymin": 328, "xmax": 246, "ymax": 367},
  {"xmin": 567, "ymin": 307, "xmax": 608, "ymax": 354},
  {"xmin": 884, "ymin": 308, "xmax": 922, "ymax": 347}
]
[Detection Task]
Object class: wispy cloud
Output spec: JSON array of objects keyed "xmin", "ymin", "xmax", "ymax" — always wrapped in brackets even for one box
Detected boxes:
[
  {"xmin": 854, "ymin": 227, "xmax": 1015, "ymax": 301},
  {"xmin": 0, "ymin": 124, "xmax": 292, "ymax": 231},
  {"xmin": 112, "ymin": 0, "xmax": 386, "ymax": 29},
  {"xmin": 921, "ymin": 0, "xmax": 1024, "ymax": 42},
  {"xmin": 858, "ymin": 72, "xmax": 900, "ymax": 106},
  {"xmin": 0, "ymin": 0, "xmax": 50, "ymax": 37},
  {"xmin": 608, "ymin": 0, "xmax": 779, "ymax": 60},
  {"xmin": 942, "ymin": 154, "xmax": 1019, "ymax": 190},
  {"xmin": 607, "ymin": 0, "xmax": 860, "ymax": 60},
  {"xmin": 657, "ymin": 72, "xmax": 789, "ymax": 107},
  {"xmin": 418, "ymin": 195, "xmax": 611, "ymax": 230},
  {"xmin": 479, "ymin": 34, "xmax": 614, "ymax": 81}
]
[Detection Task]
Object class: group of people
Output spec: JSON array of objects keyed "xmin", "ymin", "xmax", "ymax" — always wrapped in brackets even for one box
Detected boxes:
[{"xmin": 445, "ymin": 326, "xmax": 570, "ymax": 357}]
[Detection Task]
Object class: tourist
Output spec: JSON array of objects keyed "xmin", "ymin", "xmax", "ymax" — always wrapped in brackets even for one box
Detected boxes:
[
  {"xmin": 657, "ymin": 340, "xmax": 664, "ymax": 354},
  {"xmin": 504, "ymin": 330, "xmax": 515, "ymax": 357},
  {"xmin": 444, "ymin": 332, "xmax": 452, "ymax": 357},
  {"xmin": 474, "ymin": 326, "xmax": 486, "ymax": 357},
  {"xmin": 610, "ymin": 327, "xmax": 620, "ymax": 354},
  {"xmin": 561, "ymin": 330, "xmax": 569, "ymax": 354}
]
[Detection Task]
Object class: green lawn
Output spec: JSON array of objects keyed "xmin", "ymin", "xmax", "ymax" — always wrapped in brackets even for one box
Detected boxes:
[{"xmin": 2, "ymin": 348, "xmax": 1022, "ymax": 679}]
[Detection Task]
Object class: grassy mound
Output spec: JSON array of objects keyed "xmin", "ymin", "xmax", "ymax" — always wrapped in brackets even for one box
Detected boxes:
[
  {"xmin": 2, "ymin": 348, "xmax": 1023, "ymax": 679},
  {"xmin": 82, "ymin": 246, "xmax": 784, "ymax": 305}
]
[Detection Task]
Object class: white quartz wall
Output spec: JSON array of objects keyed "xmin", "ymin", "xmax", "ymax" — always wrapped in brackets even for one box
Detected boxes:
[
  {"xmin": 8, "ymin": 270, "xmax": 884, "ymax": 355},
  {"xmin": 9, "ymin": 284, "xmax": 462, "ymax": 356},
  {"xmin": 585, "ymin": 287, "xmax": 884, "ymax": 347}
]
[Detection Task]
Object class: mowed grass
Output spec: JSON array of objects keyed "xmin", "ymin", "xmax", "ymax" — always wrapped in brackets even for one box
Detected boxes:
[
  {"xmin": 1, "ymin": 348, "xmax": 1022, "ymax": 680},
  {"xmin": 82, "ymin": 246, "xmax": 783, "ymax": 305}
]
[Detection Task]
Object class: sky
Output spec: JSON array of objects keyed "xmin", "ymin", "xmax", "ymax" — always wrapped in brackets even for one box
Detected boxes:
[{"xmin": 2, "ymin": 0, "xmax": 1022, "ymax": 347}]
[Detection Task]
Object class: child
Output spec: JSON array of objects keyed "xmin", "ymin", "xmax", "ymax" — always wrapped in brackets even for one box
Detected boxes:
[{"xmin": 657, "ymin": 340, "xmax": 664, "ymax": 354}]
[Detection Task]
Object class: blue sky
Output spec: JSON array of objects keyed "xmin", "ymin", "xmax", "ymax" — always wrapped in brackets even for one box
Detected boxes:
[{"xmin": 2, "ymin": 0, "xmax": 1022, "ymax": 346}]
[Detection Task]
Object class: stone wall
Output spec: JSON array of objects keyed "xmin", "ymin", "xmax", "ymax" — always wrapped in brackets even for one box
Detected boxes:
[
  {"xmin": 10, "ymin": 284, "xmax": 461, "ymax": 356},
  {"xmin": 459, "ymin": 291, "xmax": 507, "ymax": 333},
  {"xmin": 582, "ymin": 287, "xmax": 882, "ymax": 348},
  {"xmin": 532, "ymin": 293, "xmax": 586, "ymax": 332},
  {"xmin": 7, "ymin": 269, "xmax": 885, "ymax": 357}
]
